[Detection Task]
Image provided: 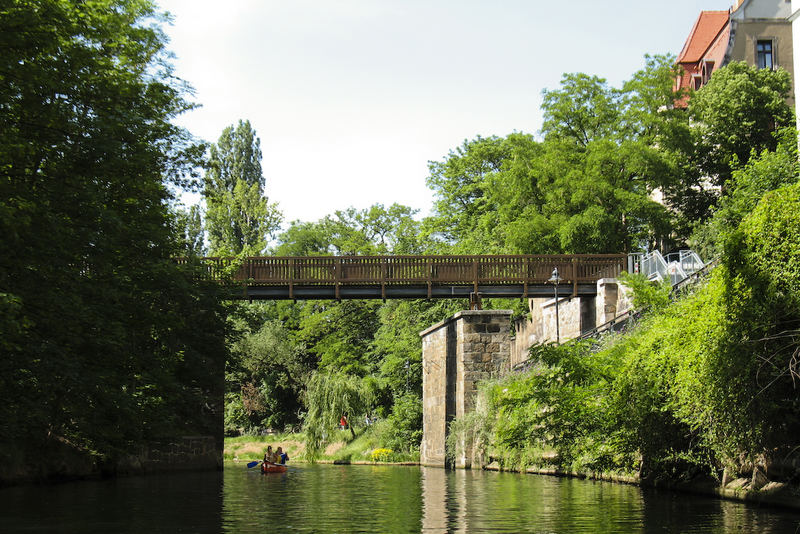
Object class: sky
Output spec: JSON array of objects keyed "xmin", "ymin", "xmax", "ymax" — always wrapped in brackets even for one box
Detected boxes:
[{"xmin": 157, "ymin": 0, "xmax": 735, "ymax": 226}]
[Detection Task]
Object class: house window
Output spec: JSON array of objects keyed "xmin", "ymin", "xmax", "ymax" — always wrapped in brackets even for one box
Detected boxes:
[
  {"xmin": 757, "ymin": 40, "xmax": 774, "ymax": 69},
  {"xmin": 701, "ymin": 60, "xmax": 714, "ymax": 85}
]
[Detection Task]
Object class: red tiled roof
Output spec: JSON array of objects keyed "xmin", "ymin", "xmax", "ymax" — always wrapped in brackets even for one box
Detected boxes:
[{"xmin": 676, "ymin": 11, "xmax": 729, "ymax": 64}]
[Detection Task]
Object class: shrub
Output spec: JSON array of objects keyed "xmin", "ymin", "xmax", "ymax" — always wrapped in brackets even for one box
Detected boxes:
[
  {"xmin": 369, "ymin": 448, "xmax": 394, "ymax": 462},
  {"xmin": 373, "ymin": 393, "xmax": 422, "ymax": 454},
  {"xmin": 742, "ymin": 181, "xmax": 800, "ymax": 307}
]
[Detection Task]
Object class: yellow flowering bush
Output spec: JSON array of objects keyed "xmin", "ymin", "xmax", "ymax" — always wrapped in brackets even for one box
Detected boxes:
[{"xmin": 370, "ymin": 448, "xmax": 394, "ymax": 462}]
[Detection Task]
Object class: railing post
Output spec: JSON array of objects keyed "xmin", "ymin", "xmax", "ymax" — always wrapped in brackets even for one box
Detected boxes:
[
  {"xmin": 289, "ymin": 258, "xmax": 294, "ymax": 300},
  {"xmin": 381, "ymin": 257, "xmax": 387, "ymax": 301},
  {"xmin": 473, "ymin": 257, "xmax": 479, "ymax": 295},
  {"xmin": 426, "ymin": 258, "xmax": 432, "ymax": 299},
  {"xmin": 523, "ymin": 256, "xmax": 529, "ymax": 299},
  {"xmin": 572, "ymin": 257, "xmax": 578, "ymax": 297},
  {"xmin": 334, "ymin": 258, "xmax": 341, "ymax": 300}
]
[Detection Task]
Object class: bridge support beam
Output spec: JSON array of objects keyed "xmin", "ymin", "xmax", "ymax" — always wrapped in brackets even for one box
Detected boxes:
[{"xmin": 420, "ymin": 309, "xmax": 512, "ymax": 469}]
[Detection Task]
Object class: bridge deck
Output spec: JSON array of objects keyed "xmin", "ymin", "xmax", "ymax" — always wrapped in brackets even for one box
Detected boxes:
[{"xmin": 184, "ymin": 254, "xmax": 627, "ymax": 301}]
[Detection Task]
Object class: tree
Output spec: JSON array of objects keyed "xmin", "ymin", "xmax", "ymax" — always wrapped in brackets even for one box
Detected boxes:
[
  {"xmin": 691, "ymin": 134, "xmax": 799, "ymax": 259},
  {"xmin": 328, "ymin": 203, "xmax": 421, "ymax": 255},
  {"xmin": 0, "ymin": 0, "xmax": 228, "ymax": 474},
  {"xmin": 225, "ymin": 319, "xmax": 311, "ymax": 433},
  {"xmin": 540, "ymin": 73, "xmax": 621, "ymax": 146},
  {"xmin": 174, "ymin": 204, "xmax": 206, "ymax": 256},
  {"xmin": 296, "ymin": 299, "xmax": 382, "ymax": 376},
  {"xmin": 274, "ymin": 220, "xmax": 335, "ymax": 256},
  {"xmin": 204, "ymin": 120, "xmax": 281, "ymax": 255},
  {"xmin": 424, "ymin": 136, "xmax": 510, "ymax": 252},
  {"xmin": 688, "ymin": 62, "xmax": 793, "ymax": 190},
  {"xmin": 303, "ymin": 371, "xmax": 374, "ymax": 458}
]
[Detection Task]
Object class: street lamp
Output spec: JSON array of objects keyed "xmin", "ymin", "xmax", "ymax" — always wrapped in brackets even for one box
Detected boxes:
[{"xmin": 548, "ymin": 267, "xmax": 562, "ymax": 344}]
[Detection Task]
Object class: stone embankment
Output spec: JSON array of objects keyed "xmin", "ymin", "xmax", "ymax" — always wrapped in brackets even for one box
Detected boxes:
[
  {"xmin": 482, "ymin": 461, "xmax": 800, "ymax": 510},
  {"xmin": 1, "ymin": 435, "xmax": 220, "ymax": 486}
]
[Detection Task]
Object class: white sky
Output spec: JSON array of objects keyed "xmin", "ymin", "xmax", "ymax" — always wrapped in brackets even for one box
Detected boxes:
[{"xmin": 157, "ymin": 0, "xmax": 735, "ymax": 225}]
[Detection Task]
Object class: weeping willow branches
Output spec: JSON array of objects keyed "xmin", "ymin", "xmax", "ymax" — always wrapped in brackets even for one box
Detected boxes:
[{"xmin": 303, "ymin": 372, "xmax": 373, "ymax": 461}]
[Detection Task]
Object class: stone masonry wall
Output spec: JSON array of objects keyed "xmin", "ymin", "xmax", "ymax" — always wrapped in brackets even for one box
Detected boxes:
[
  {"xmin": 420, "ymin": 321, "xmax": 450, "ymax": 467},
  {"xmin": 510, "ymin": 278, "xmax": 633, "ymax": 366},
  {"xmin": 420, "ymin": 310, "xmax": 512, "ymax": 468}
]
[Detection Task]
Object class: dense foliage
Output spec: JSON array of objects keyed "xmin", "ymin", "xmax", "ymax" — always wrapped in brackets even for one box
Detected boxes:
[
  {"xmin": 0, "ymin": 0, "xmax": 228, "ymax": 475},
  {"xmin": 447, "ymin": 143, "xmax": 800, "ymax": 481}
]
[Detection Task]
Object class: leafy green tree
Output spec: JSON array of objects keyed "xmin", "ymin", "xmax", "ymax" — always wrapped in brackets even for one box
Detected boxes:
[
  {"xmin": 424, "ymin": 136, "xmax": 510, "ymax": 252},
  {"xmin": 742, "ymin": 181, "xmax": 800, "ymax": 308},
  {"xmin": 691, "ymin": 133, "xmax": 799, "ymax": 258},
  {"xmin": 297, "ymin": 300, "xmax": 382, "ymax": 376},
  {"xmin": 204, "ymin": 120, "xmax": 281, "ymax": 255},
  {"xmin": 688, "ymin": 62, "xmax": 794, "ymax": 190},
  {"xmin": 540, "ymin": 73, "xmax": 622, "ymax": 146},
  {"xmin": 373, "ymin": 393, "xmax": 423, "ymax": 454},
  {"xmin": 174, "ymin": 204, "xmax": 206, "ymax": 256},
  {"xmin": 225, "ymin": 320, "xmax": 311, "ymax": 433},
  {"xmin": 274, "ymin": 220, "xmax": 335, "ymax": 256},
  {"xmin": 0, "ymin": 0, "xmax": 227, "ymax": 472}
]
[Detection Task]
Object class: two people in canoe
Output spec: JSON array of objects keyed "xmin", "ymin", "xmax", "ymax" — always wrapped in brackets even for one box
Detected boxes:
[{"xmin": 261, "ymin": 445, "xmax": 289, "ymax": 472}]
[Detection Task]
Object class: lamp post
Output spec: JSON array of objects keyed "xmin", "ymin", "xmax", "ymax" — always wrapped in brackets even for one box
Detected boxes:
[{"xmin": 548, "ymin": 267, "xmax": 562, "ymax": 344}]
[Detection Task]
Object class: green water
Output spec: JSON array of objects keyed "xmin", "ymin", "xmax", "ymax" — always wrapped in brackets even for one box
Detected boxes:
[{"xmin": 2, "ymin": 464, "xmax": 800, "ymax": 533}]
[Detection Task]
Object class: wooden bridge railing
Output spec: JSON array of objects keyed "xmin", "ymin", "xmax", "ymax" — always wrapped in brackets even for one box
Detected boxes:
[{"xmin": 179, "ymin": 254, "xmax": 627, "ymax": 299}]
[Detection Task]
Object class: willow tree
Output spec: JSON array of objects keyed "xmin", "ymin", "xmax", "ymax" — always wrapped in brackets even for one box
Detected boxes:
[{"xmin": 303, "ymin": 372, "xmax": 374, "ymax": 460}]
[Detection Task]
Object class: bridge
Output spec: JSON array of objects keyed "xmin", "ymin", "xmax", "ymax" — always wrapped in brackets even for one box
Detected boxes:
[{"xmin": 183, "ymin": 254, "xmax": 628, "ymax": 303}]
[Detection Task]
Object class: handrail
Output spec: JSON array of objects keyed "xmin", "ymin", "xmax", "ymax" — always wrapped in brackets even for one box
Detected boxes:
[{"xmin": 179, "ymin": 254, "xmax": 627, "ymax": 288}]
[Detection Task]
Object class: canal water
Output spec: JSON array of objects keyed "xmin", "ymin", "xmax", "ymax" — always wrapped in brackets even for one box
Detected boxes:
[{"xmin": 2, "ymin": 463, "xmax": 800, "ymax": 533}]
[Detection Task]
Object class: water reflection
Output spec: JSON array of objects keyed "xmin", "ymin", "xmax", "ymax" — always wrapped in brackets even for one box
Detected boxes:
[
  {"xmin": 1, "ymin": 465, "xmax": 799, "ymax": 533},
  {"xmin": 0, "ymin": 470, "xmax": 224, "ymax": 533},
  {"xmin": 421, "ymin": 466, "xmax": 644, "ymax": 533},
  {"xmin": 422, "ymin": 464, "xmax": 449, "ymax": 531},
  {"xmin": 420, "ymin": 466, "xmax": 800, "ymax": 533}
]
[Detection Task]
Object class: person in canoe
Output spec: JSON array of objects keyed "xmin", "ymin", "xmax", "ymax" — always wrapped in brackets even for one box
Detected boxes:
[
  {"xmin": 261, "ymin": 446, "xmax": 277, "ymax": 471},
  {"xmin": 276, "ymin": 446, "xmax": 289, "ymax": 465}
]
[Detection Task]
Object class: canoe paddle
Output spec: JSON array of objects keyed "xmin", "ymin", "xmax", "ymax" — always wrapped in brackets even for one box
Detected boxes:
[{"xmin": 247, "ymin": 460, "xmax": 291, "ymax": 468}]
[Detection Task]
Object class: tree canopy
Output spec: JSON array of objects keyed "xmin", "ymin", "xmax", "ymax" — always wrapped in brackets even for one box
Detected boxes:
[
  {"xmin": 204, "ymin": 120, "xmax": 282, "ymax": 255},
  {"xmin": 0, "ymin": 0, "xmax": 228, "ymax": 474}
]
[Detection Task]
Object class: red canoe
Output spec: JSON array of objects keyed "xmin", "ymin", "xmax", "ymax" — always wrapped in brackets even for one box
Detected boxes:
[{"xmin": 261, "ymin": 462, "xmax": 287, "ymax": 474}]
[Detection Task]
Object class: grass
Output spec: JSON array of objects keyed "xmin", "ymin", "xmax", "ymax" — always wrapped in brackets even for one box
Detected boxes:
[
  {"xmin": 224, "ymin": 432, "xmax": 305, "ymax": 462},
  {"xmin": 224, "ymin": 427, "xmax": 420, "ymax": 464}
]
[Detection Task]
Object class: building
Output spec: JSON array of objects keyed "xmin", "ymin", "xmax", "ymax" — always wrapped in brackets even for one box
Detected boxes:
[
  {"xmin": 675, "ymin": 10, "xmax": 731, "ymax": 93},
  {"xmin": 676, "ymin": 0, "xmax": 795, "ymax": 98}
]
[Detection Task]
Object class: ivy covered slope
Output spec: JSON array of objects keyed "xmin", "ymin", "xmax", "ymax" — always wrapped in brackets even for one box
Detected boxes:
[
  {"xmin": 0, "ymin": 1, "xmax": 228, "ymax": 480},
  {"xmin": 461, "ymin": 143, "xmax": 800, "ymax": 482}
]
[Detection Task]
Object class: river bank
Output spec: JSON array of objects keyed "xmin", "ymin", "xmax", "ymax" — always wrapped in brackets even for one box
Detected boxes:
[
  {"xmin": 483, "ymin": 462, "xmax": 800, "ymax": 511},
  {"xmin": 1, "ymin": 435, "xmax": 221, "ymax": 487},
  {"xmin": 224, "ymin": 431, "xmax": 419, "ymax": 464}
]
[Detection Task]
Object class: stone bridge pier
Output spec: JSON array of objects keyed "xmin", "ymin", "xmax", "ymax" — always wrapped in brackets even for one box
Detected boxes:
[{"xmin": 420, "ymin": 310, "xmax": 512, "ymax": 469}]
